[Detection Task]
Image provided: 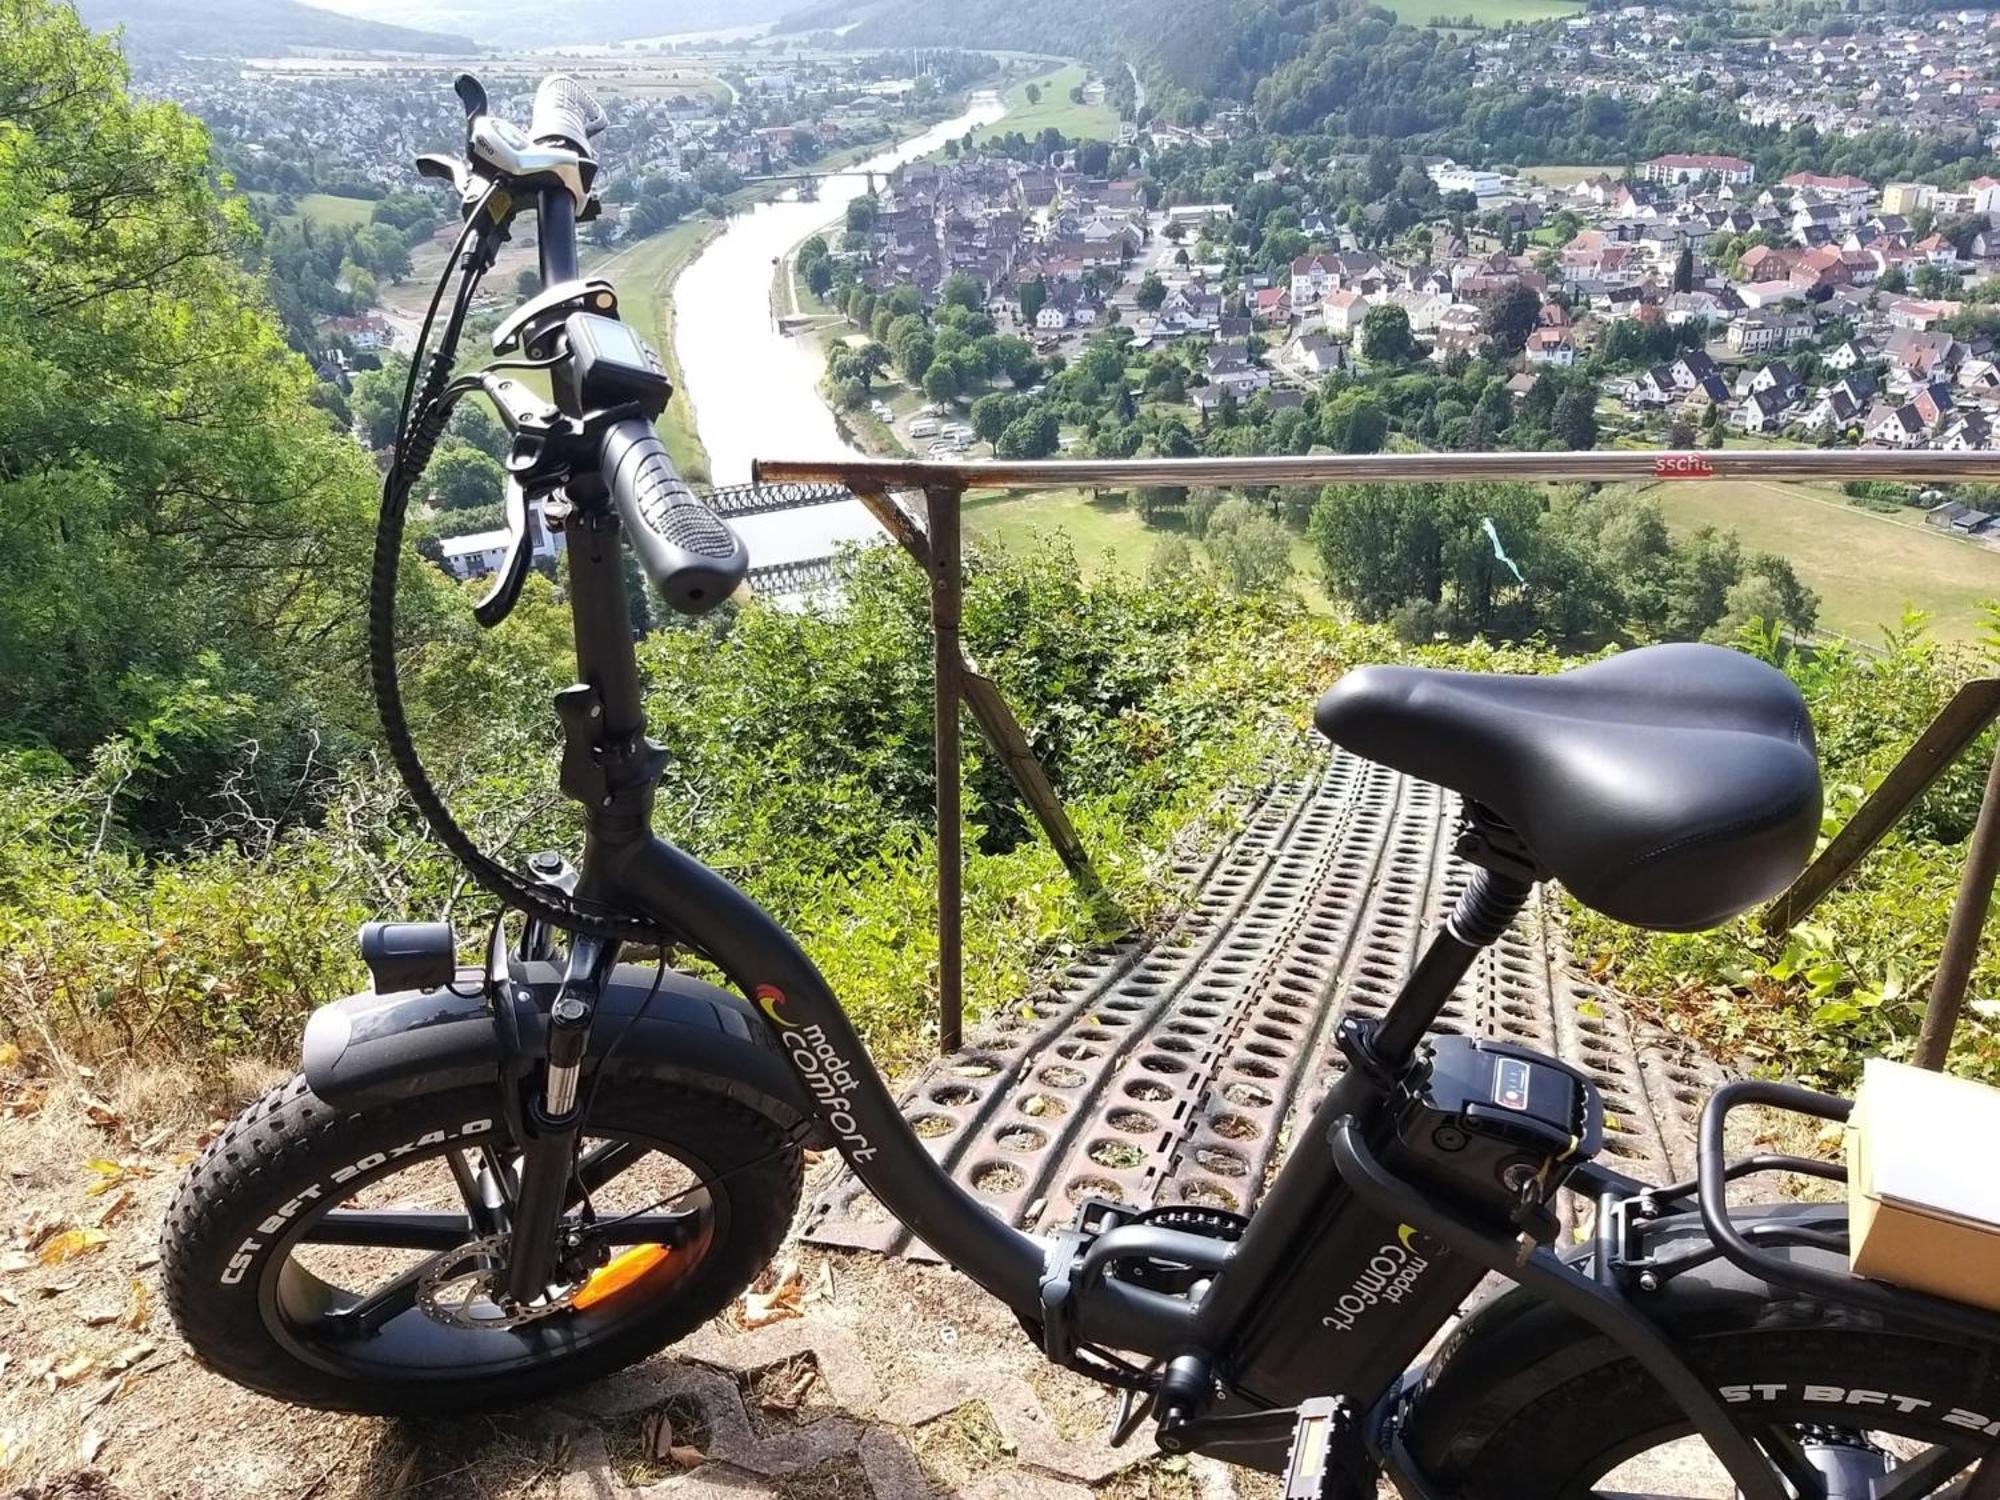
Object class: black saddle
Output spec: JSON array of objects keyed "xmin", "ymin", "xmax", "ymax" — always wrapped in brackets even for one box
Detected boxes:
[{"xmin": 1313, "ymin": 643, "xmax": 1821, "ymax": 932}]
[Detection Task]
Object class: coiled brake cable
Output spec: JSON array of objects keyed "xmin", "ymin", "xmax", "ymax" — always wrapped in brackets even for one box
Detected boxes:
[{"xmin": 366, "ymin": 186, "xmax": 672, "ymax": 946}]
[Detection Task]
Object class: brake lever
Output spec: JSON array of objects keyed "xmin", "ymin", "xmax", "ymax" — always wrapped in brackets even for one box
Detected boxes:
[
  {"xmin": 473, "ymin": 477, "xmax": 535, "ymax": 628},
  {"xmin": 416, "ymin": 153, "xmax": 472, "ymax": 194}
]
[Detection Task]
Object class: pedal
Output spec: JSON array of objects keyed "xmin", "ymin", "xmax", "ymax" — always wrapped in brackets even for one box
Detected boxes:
[{"xmin": 1280, "ymin": 1397, "xmax": 1343, "ymax": 1500}]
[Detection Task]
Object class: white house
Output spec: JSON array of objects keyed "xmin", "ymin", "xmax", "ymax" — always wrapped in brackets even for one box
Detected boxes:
[
  {"xmin": 1323, "ymin": 289, "xmax": 1368, "ymax": 338},
  {"xmin": 1428, "ymin": 160, "xmax": 1511, "ymax": 200},
  {"xmin": 1524, "ymin": 328, "xmax": 1576, "ymax": 366}
]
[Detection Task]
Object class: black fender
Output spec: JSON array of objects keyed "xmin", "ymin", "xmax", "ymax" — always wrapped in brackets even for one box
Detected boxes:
[
  {"xmin": 301, "ymin": 961, "xmax": 823, "ymax": 1143},
  {"xmin": 1404, "ymin": 1201, "xmax": 1889, "ymax": 1469}
]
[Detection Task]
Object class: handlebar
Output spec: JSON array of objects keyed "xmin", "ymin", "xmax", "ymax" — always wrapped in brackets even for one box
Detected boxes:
[
  {"xmin": 531, "ymin": 74, "xmax": 607, "ymax": 154},
  {"xmin": 598, "ymin": 417, "xmax": 749, "ymax": 615}
]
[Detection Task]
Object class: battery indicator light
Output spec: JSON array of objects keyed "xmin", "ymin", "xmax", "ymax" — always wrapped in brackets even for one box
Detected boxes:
[{"xmin": 1494, "ymin": 1057, "xmax": 1531, "ymax": 1111}]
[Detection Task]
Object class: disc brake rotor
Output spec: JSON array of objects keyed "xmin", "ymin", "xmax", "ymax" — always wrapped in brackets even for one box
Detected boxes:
[{"xmin": 415, "ymin": 1233, "xmax": 587, "ymax": 1330}]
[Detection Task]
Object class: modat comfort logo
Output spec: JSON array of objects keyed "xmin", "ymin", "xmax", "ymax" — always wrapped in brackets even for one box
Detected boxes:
[
  {"xmin": 754, "ymin": 984, "xmax": 797, "ymax": 1030},
  {"xmin": 1322, "ymin": 1225, "xmax": 1437, "ymax": 1333}
]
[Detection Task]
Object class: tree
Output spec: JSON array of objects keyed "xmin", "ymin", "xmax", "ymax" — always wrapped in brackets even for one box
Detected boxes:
[
  {"xmin": 0, "ymin": 0, "xmax": 385, "ymax": 808},
  {"xmin": 1017, "ymin": 276, "xmax": 1048, "ymax": 324},
  {"xmin": 1480, "ymin": 285, "xmax": 1540, "ymax": 357},
  {"xmin": 1673, "ymin": 243, "xmax": 1695, "ymax": 294},
  {"xmin": 971, "ymin": 392, "xmax": 1031, "ymax": 442},
  {"xmin": 1203, "ymin": 498, "xmax": 1294, "ymax": 594},
  {"xmin": 1135, "ymin": 272, "xmax": 1167, "ymax": 311},
  {"xmin": 515, "ymin": 268, "xmax": 541, "ymax": 299},
  {"xmin": 941, "ymin": 272, "xmax": 983, "ymax": 311},
  {"xmin": 996, "ymin": 408, "xmax": 1059, "ymax": 459},
  {"xmin": 845, "ymin": 194, "xmax": 878, "ymax": 231},
  {"xmin": 1145, "ymin": 534, "xmax": 1198, "ymax": 590},
  {"xmin": 447, "ymin": 399, "xmax": 508, "ymax": 461},
  {"xmin": 1025, "ymin": 81, "xmax": 1042, "ymax": 105},
  {"xmin": 1361, "ymin": 303, "xmax": 1417, "ymax": 366},
  {"xmin": 923, "ymin": 360, "xmax": 961, "ymax": 404},
  {"xmin": 892, "ymin": 326, "xmax": 934, "ymax": 384},
  {"xmin": 424, "ymin": 441, "xmax": 505, "ymax": 511},
  {"xmin": 352, "ymin": 223, "xmax": 412, "ymax": 283},
  {"xmin": 1552, "ymin": 387, "xmax": 1599, "ymax": 450}
]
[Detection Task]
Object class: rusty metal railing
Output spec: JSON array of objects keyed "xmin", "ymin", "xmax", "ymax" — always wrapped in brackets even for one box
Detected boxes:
[{"xmin": 753, "ymin": 449, "xmax": 2000, "ymax": 1060}]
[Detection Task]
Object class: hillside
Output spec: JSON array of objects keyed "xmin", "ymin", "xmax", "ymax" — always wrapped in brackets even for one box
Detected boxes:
[
  {"xmin": 74, "ymin": 0, "xmax": 474, "ymax": 56},
  {"xmin": 303, "ymin": 0, "xmax": 805, "ymax": 46}
]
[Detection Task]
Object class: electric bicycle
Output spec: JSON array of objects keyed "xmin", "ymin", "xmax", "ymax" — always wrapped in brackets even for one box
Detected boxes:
[{"xmin": 162, "ymin": 75, "xmax": 2000, "ymax": 1499}]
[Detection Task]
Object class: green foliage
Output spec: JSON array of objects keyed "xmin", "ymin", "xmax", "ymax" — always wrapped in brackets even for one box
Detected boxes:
[
  {"xmin": 0, "ymin": 0, "xmax": 384, "ymax": 831},
  {"xmin": 1308, "ymin": 484, "xmax": 1818, "ymax": 646},
  {"xmin": 1360, "ymin": 302, "xmax": 1418, "ymax": 365}
]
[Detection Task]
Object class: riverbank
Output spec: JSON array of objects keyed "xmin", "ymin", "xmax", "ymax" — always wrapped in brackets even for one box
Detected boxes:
[
  {"xmin": 591, "ymin": 218, "xmax": 723, "ymax": 483},
  {"xmin": 669, "ymin": 91, "xmax": 1006, "ymax": 520}
]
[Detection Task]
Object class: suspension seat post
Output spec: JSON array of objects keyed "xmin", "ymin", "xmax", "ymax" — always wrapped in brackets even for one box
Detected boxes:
[{"xmin": 1371, "ymin": 868, "xmax": 1534, "ymax": 1062}]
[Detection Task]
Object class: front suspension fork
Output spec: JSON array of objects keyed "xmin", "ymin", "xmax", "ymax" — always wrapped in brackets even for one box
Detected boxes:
[{"xmin": 503, "ymin": 930, "xmax": 613, "ymax": 1304}]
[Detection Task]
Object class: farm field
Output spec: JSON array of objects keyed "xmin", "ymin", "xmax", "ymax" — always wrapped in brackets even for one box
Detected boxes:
[
  {"xmin": 1515, "ymin": 162, "xmax": 1621, "ymax": 187},
  {"xmin": 248, "ymin": 190, "xmax": 377, "ymax": 227},
  {"xmin": 964, "ymin": 487, "xmax": 1335, "ymax": 612},
  {"xmin": 1384, "ymin": 0, "xmax": 1584, "ymax": 26},
  {"xmin": 1641, "ymin": 478, "xmax": 2000, "ymax": 643},
  {"xmin": 973, "ymin": 62, "xmax": 1120, "ymax": 144}
]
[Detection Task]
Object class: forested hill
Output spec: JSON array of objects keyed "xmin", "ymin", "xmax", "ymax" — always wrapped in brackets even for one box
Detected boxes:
[
  {"xmin": 802, "ymin": 0, "xmax": 1996, "ymax": 181},
  {"xmin": 73, "ymin": 0, "xmax": 475, "ymax": 57},
  {"xmin": 775, "ymin": 0, "xmax": 1229, "ymax": 88}
]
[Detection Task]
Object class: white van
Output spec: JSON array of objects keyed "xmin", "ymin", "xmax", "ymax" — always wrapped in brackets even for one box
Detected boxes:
[{"xmin": 909, "ymin": 418, "xmax": 940, "ymax": 438}]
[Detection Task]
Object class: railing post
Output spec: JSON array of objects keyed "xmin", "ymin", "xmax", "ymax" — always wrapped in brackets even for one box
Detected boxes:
[
  {"xmin": 1765, "ymin": 680, "xmax": 2000, "ymax": 934},
  {"xmin": 926, "ymin": 483, "xmax": 965, "ymax": 1056},
  {"xmin": 1914, "ymin": 740, "xmax": 2000, "ymax": 1069}
]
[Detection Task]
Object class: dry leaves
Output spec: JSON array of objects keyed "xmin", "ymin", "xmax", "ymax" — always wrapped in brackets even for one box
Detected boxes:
[
  {"xmin": 85, "ymin": 1159, "xmax": 152, "ymax": 1197},
  {"xmin": 734, "ymin": 1259, "xmax": 805, "ymax": 1330},
  {"xmin": 38, "ymin": 1228, "xmax": 110, "ymax": 1267},
  {"xmin": 639, "ymin": 1410, "xmax": 705, "ymax": 1471},
  {"xmin": 81, "ymin": 1098, "xmax": 122, "ymax": 1131}
]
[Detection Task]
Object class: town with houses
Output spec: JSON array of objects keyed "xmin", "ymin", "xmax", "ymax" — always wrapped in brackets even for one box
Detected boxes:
[
  {"xmin": 1473, "ymin": 5, "xmax": 2000, "ymax": 146},
  {"xmin": 841, "ymin": 136, "xmax": 2000, "ymax": 482},
  {"xmin": 119, "ymin": 14, "xmax": 2000, "ymax": 585}
]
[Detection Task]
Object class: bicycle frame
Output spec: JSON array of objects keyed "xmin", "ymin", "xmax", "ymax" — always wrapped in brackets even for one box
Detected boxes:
[{"xmin": 485, "ymin": 181, "xmax": 1826, "ymax": 1497}]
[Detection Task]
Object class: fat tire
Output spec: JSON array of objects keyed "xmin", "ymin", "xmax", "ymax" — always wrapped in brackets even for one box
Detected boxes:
[
  {"xmin": 1408, "ymin": 1306, "xmax": 2000, "ymax": 1497},
  {"xmin": 161, "ymin": 1073, "xmax": 801, "ymax": 1414}
]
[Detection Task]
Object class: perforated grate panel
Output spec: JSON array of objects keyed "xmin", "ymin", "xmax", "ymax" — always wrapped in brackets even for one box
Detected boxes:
[{"xmin": 801, "ymin": 748, "xmax": 1723, "ymax": 1255}]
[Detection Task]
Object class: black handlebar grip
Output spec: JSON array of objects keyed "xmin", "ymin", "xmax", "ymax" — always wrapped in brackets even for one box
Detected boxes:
[
  {"xmin": 599, "ymin": 418, "xmax": 748, "ymax": 616},
  {"xmin": 530, "ymin": 74, "xmax": 607, "ymax": 152}
]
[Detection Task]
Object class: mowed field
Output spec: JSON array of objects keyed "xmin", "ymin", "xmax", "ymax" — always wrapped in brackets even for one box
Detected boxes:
[
  {"xmin": 965, "ymin": 487, "xmax": 1335, "ymax": 611},
  {"xmin": 1516, "ymin": 162, "xmax": 1621, "ymax": 187},
  {"xmin": 1642, "ymin": 479, "xmax": 2000, "ymax": 644},
  {"xmin": 248, "ymin": 190, "xmax": 377, "ymax": 228},
  {"xmin": 1383, "ymin": 0, "xmax": 1584, "ymax": 25},
  {"xmin": 973, "ymin": 62, "xmax": 1121, "ymax": 144}
]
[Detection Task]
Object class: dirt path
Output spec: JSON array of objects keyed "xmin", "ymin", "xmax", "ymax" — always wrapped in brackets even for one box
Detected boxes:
[{"xmin": 0, "ymin": 1076, "xmax": 1262, "ymax": 1500}]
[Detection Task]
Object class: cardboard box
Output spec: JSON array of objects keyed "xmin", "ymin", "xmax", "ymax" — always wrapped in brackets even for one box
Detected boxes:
[{"xmin": 1848, "ymin": 1057, "xmax": 2000, "ymax": 1312}]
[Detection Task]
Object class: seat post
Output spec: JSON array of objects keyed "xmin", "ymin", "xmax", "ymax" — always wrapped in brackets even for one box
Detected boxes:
[{"xmin": 1372, "ymin": 868, "xmax": 1535, "ymax": 1063}]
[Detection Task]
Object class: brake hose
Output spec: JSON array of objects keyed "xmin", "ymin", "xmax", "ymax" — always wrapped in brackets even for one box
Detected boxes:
[{"xmin": 365, "ymin": 191, "xmax": 671, "ymax": 946}]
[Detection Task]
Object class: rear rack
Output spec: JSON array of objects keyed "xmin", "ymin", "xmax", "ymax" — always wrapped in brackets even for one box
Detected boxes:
[{"xmin": 1683, "ymin": 1080, "xmax": 2000, "ymax": 1344}]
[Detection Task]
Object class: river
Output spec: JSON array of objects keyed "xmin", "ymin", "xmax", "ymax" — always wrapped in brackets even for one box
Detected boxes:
[{"xmin": 674, "ymin": 91, "xmax": 1007, "ymax": 566}]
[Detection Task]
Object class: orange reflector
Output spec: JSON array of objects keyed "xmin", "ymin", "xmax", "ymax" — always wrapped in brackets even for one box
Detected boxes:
[{"xmin": 572, "ymin": 1245, "xmax": 670, "ymax": 1309}]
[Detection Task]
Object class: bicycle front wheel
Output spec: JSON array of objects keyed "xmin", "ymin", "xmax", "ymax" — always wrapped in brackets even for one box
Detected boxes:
[{"xmin": 161, "ymin": 1073, "xmax": 801, "ymax": 1413}]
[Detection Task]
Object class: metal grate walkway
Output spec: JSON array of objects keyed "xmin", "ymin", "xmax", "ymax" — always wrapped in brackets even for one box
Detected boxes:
[{"xmin": 803, "ymin": 746, "xmax": 1724, "ymax": 1256}]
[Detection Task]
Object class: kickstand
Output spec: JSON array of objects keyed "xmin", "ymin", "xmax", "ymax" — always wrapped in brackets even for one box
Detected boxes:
[{"xmin": 1107, "ymin": 1362, "xmax": 1163, "ymax": 1448}]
